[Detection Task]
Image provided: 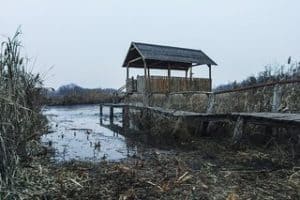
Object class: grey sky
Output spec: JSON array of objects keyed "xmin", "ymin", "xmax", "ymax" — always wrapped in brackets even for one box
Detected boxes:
[{"xmin": 1, "ymin": 0, "xmax": 300, "ymax": 89}]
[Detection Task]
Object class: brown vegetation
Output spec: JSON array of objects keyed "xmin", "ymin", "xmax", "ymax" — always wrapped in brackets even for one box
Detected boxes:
[
  {"xmin": 215, "ymin": 58, "xmax": 300, "ymax": 92},
  {"xmin": 0, "ymin": 29, "xmax": 46, "ymax": 192},
  {"xmin": 3, "ymin": 137, "xmax": 299, "ymax": 199}
]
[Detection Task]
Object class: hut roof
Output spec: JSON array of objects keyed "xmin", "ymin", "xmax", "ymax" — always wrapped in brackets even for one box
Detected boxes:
[{"xmin": 122, "ymin": 42, "xmax": 217, "ymax": 70}]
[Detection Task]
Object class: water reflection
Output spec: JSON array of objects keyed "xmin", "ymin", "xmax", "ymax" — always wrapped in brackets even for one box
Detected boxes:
[{"xmin": 42, "ymin": 105, "xmax": 137, "ymax": 162}]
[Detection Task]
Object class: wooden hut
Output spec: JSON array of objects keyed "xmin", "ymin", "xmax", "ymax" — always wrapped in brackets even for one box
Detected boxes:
[{"xmin": 122, "ymin": 42, "xmax": 217, "ymax": 94}]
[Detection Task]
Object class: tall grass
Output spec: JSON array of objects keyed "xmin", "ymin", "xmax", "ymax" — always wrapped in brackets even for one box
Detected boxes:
[
  {"xmin": 215, "ymin": 58, "xmax": 300, "ymax": 91},
  {"xmin": 0, "ymin": 29, "xmax": 44, "ymax": 187}
]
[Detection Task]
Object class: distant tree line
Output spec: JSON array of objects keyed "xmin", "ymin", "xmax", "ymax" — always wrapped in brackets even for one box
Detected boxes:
[
  {"xmin": 43, "ymin": 83, "xmax": 119, "ymax": 105},
  {"xmin": 214, "ymin": 57, "xmax": 300, "ymax": 92}
]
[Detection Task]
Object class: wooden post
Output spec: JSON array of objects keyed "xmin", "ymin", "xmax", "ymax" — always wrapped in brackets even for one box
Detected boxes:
[
  {"xmin": 148, "ymin": 67, "xmax": 151, "ymax": 93},
  {"xmin": 109, "ymin": 106, "xmax": 114, "ymax": 124},
  {"xmin": 185, "ymin": 69, "xmax": 188, "ymax": 90},
  {"xmin": 100, "ymin": 104, "xmax": 103, "ymax": 116},
  {"xmin": 100, "ymin": 104, "xmax": 103, "ymax": 125},
  {"xmin": 131, "ymin": 76, "xmax": 135, "ymax": 92},
  {"xmin": 126, "ymin": 65, "xmax": 129, "ymax": 80},
  {"xmin": 208, "ymin": 64, "xmax": 212, "ymax": 91},
  {"xmin": 122, "ymin": 106, "xmax": 129, "ymax": 131},
  {"xmin": 143, "ymin": 59, "xmax": 149, "ymax": 105},
  {"xmin": 189, "ymin": 67, "xmax": 193, "ymax": 79},
  {"xmin": 143, "ymin": 59, "xmax": 147, "ymax": 90},
  {"xmin": 168, "ymin": 65, "xmax": 171, "ymax": 93},
  {"xmin": 232, "ymin": 116, "xmax": 245, "ymax": 145},
  {"xmin": 189, "ymin": 67, "xmax": 193, "ymax": 90}
]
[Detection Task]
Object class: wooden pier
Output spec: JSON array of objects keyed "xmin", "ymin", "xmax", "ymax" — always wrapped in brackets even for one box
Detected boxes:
[{"xmin": 100, "ymin": 103, "xmax": 300, "ymax": 143}]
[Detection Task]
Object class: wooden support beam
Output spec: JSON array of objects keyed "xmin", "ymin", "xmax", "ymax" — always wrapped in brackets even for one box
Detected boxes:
[
  {"xmin": 100, "ymin": 104, "xmax": 103, "ymax": 125},
  {"xmin": 185, "ymin": 69, "xmax": 188, "ymax": 90},
  {"xmin": 232, "ymin": 116, "xmax": 245, "ymax": 144},
  {"xmin": 208, "ymin": 64, "xmax": 212, "ymax": 91},
  {"xmin": 100, "ymin": 105, "xmax": 103, "ymax": 116},
  {"xmin": 143, "ymin": 59, "xmax": 147, "ymax": 89},
  {"xmin": 168, "ymin": 66, "xmax": 171, "ymax": 77},
  {"xmin": 147, "ymin": 67, "xmax": 151, "ymax": 93},
  {"xmin": 189, "ymin": 67, "xmax": 193, "ymax": 90},
  {"xmin": 128, "ymin": 56, "xmax": 143, "ymax": 64},
  {"xmin": 189, "ymin": 67, "xmax": 193, "ymax": 79},
  {"xmin": 168, "ymin": 65, "xmax": 171, "ymax": 92},
  {"xmin": 122, "ymin": 106, "xmax": 129, "ymax": 130},
  {"xmin": 109, "ymin": 106, "xmax": 114, "ymax": 124},
  {"xmin": 143, "ymin": 59, "xmax": 149, "ymax": 105},
  {"xmin": 126, "ymin": 65, "xmax": 129, "ymax": 80}
]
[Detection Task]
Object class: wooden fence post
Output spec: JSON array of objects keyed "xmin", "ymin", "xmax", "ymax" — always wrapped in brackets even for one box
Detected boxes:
[
  {"xmin": 109, "ymin": 106, "xmax": 114, "ymax": 124},
  {"xmin": 232, "ymin": 116, "xmax": 245, "ymax": 144}
]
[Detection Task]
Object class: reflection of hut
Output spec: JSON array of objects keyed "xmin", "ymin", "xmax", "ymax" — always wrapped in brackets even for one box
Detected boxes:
[{"xmin": 122, "ymin": 42, "xmax": 217, "ymax": 94}]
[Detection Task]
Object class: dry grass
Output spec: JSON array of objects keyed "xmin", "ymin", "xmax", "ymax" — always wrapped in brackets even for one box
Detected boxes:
[
  {"xmin": 1, "ymin": 138, "xmax": 298, "ymax": 199},
  {"xmin": 0, "ymin": 29, "xmax": 45, "ymax": 190}
]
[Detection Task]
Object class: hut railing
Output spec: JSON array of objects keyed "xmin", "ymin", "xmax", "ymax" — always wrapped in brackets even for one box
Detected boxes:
[
  {"xmin": 126, "ymin": 78, "xmax": 137, "ymax": 93},
  {"xmin": 134, "ymin": 75, "xmax": 211, "ymax": 93}
]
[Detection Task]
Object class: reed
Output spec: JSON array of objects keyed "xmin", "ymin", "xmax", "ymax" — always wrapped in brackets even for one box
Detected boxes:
[{"xmin": 0, "ymin": 29, "xmax": 44, "ymax": 187}]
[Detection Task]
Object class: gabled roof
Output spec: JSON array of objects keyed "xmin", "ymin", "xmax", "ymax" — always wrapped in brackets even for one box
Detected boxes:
[{"xmin": 122, "ymin": 42, "xmax": 217, "ymax": 70}]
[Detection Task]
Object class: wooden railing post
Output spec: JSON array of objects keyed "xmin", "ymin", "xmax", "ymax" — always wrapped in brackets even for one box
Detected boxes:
[
  {"xmin": 189, "ymin": 67, "xmax": 193, "ymax": 90},
  {"xmin": 109, "ymin": 106, "xmax": 114, "ymax": 124},
  {"xmin": 185, "ymin": 69, "xmax": 188, "ymax": 90},
  {"xmin": 126, "ymin": 65, "xmax": 129, "ymax": 80},
  {"xmin": 232, "ymin": 116, "xmax": 245, "ymax": 144},
  {"xmin": 168, "ymin": 65, "xmax": 171, "ymax": 93},
  {"xmin": 122, "ymin": 106, "xmax": 129, "ymax": 130},
  {"xmin": 208, "ymin": 64, "xmax": 212, "ymax": 92},
  {"xmin": 143, "ymin": 59, "xmax": 149, "ymax": 105},
  {"xmin": 100, "ymin": 104, "xmax": 103, "ymax": 125},
  {"xmin": 100, "ymin": 104, "xmax": 103, "ymax": 116}
]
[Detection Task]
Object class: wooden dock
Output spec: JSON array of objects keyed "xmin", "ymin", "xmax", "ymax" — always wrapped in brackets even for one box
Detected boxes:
[
  {"xmin": 101, "ymin": 103, "xmax": 300, "ymax": 125},
  {"xmin": 100, "ymin": 103, "xmax": 300, "ymax": 143}
]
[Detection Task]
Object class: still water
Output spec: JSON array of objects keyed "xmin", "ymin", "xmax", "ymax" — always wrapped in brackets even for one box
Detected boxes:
[{"xmin": 41, "ymin": 105, "xmax": 138, "ymax": 162}]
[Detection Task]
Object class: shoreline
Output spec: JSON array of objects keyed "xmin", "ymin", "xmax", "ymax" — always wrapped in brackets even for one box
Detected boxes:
[{"xmin": 3, "ymin": 134, "xmax": 299, "ymax": 199}]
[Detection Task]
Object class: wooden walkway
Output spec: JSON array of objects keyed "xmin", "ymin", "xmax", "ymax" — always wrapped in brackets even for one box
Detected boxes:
[
  {"xmin": 100, "ymin": 103, "xmax": 300, "ymax": 144},
  {"xmin": 100, "ymin": 103, "xmax": 300, "ymax": 127}
]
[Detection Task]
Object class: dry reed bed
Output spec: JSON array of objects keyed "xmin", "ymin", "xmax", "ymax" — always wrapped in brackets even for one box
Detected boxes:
[
  {"xmin": 2, "ymin": 138, "xmax": 299, "ymax": 199},
  {"xmin": 0, "ymin": 29, "xmax": 45, "ymax": 196}
]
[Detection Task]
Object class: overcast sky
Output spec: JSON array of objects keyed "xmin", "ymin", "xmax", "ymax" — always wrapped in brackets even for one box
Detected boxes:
[{"xmin": 1, "ymin": 0, "xmax": 300, "ymax": 89}]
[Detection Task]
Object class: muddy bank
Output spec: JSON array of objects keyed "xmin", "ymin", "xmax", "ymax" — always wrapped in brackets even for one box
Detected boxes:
[{"xmin": 3, "ymin": 137, "xmax": 299, "ymax": 200}]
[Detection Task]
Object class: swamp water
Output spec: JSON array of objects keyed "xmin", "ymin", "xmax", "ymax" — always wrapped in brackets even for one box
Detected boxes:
[{"xmin": 42, "ymin": 105, "xmax": 138, "ymax": 162}]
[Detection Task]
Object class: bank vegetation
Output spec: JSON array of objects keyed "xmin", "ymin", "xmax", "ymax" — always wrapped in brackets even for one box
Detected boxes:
[
  {"xmin": 0, "ymin": 29, "xmax": 46, "ymax": 198},
  {"xmin": 215, "ymin": 58, "xmax": 300, "ymax": 92}
]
